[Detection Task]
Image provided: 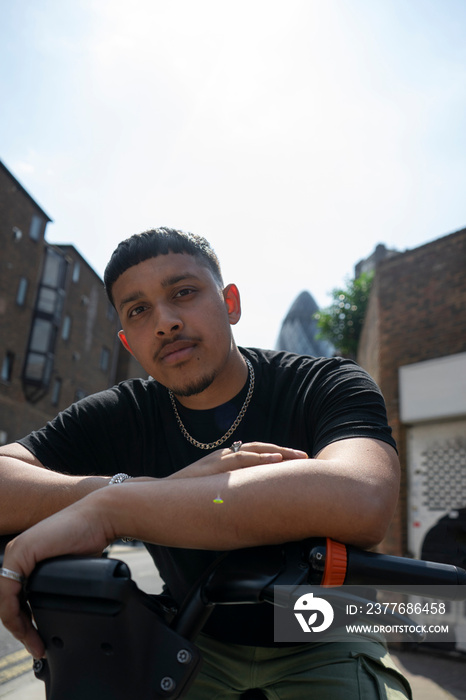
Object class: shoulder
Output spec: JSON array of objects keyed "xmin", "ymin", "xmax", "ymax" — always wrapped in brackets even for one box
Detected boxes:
[
  {"xmin": 241, "ymin": 348, "xmax": 384, "ymax": 410},
  {"xmin": 41, "ymin": 378, "xmax": 164, "ymax": 428},
  {"xmin": 241, "ymin": 347, "xmax": 372, "ymax": 385},
  {"xmin": 78, "ymin": 377, "xmax": 161, "ymax": 408},
  {"xmin": 240, "ymin": 346, "xmax": 317, "ymax": 369},
  {"xmin": 17, "ymin": 378, "xmax": 165, "ymax": 474}
]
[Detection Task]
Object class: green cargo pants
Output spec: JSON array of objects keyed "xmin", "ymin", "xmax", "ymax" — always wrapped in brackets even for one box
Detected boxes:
[{"xmin": 185, "ymin": 634, "xmax": 412, "ymax": 699}]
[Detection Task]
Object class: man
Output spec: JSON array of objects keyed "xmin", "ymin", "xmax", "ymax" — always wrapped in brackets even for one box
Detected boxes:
[{"xmin": 0, "ymin": 228, "xmax": 411, "ymax": 698}]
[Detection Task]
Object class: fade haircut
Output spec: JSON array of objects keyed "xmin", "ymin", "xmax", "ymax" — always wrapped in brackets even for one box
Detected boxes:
[{"xmin": 104, "ymin": 227, "xmax": 223, "ymax": 307}]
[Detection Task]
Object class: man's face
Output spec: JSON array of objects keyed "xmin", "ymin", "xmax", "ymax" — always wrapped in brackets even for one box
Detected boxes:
[{"xmin": 112, "ymin": 253, "xmax": 240, "ymax": 398}]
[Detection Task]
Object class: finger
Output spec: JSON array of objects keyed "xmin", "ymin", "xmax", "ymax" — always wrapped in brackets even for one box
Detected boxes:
[
  {"xmin": 219, "ymin": 450, "xmax": 284, "ymax": 469},
  {"xmin": 0, "ymin": 582, "xmax": 45, "ymax": 658},
  {"xmin": 1, "ymin": 535, "xmax": 50, "ymax": 658},
  {"xmin": 237, "ymin": 451, "xmax": 284, "ymax": 463},
  {"xmin": 231, "ymin": 442, "xmax": 308, "ymax": 459},
  {"xmin": 9, "ymin": 609, "xmax": 45, "ymax": 659},
  {"xmin": 22, "ymin": 627, "xmax": 45, "ymax": 659}
]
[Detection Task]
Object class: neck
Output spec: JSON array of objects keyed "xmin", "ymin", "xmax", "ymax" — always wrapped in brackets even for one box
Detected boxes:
[{"xmin": 174, "ymin": 345, "xmax": 248, "ymax": 410}]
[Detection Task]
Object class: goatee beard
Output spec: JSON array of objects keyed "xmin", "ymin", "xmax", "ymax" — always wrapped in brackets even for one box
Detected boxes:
[{"xmin": 169, "ymin": 370, "xmax": 218, "ymax": 398}]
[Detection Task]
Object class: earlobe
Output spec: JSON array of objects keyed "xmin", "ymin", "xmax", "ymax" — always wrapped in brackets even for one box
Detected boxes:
[
  {"xmin": 118, "ymin": 330, "xmax": 134, "ymax": 356},
  {"xmin": 223, "ymin": 284, "xmax": 241, "ymax": 325}
]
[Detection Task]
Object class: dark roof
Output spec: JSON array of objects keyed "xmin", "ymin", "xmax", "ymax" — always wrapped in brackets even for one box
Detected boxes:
[{"xmin": 0, "ymin": 159, "xmax": 53, "ymax": 223}]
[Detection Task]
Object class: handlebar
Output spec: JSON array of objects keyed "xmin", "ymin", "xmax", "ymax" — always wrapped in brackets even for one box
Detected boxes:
[
  {"xmin": 308, "ymin": 538, "xmax": 466, "ymax": 595},
  {"xmin": 26, "ymin": 539, "xmax": 466, "ymax": 700}
]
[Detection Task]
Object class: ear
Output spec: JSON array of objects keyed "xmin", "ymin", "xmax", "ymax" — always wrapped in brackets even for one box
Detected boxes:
[
  {"xmin": 118, "ymin": 330, "xmax": 135, "ymax": 356},
  {"xmin": 223, "ymin": 284, "xmax": 241, "ymax": 325}
]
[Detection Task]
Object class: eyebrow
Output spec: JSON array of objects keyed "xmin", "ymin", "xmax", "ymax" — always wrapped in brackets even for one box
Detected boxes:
[
  {"xmin": 119, "ymin": 291, "xmax": 145, "ymax": 312},
  {"xmin": 161, "ymin": 273, "xmax": 202, "ymax": 288},
  {"xmin": 118, "ymin": 273, "xmax": 202, "ymax": 312}
]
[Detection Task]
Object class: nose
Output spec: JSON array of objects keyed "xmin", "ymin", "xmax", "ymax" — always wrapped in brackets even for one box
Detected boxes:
[{"xmin": 154, "ymin": 303, "xmax": 183, "ymax": 336}]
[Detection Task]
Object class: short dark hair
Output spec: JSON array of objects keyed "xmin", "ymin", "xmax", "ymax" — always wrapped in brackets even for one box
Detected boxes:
[{"xmin": 104, "ymin": 227, "xmax": 223, "ymax": 307}]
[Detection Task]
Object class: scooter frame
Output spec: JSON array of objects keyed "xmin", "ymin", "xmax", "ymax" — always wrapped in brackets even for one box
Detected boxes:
[{"xmin": 26, "ymin": 538, "xmax": 466, "ymax": 700}]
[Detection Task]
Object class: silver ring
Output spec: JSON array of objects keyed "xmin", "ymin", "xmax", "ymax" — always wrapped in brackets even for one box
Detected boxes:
[
  {"xmin": 108, "ymin": 473, "xmax": 132, "ymax": 485},
  {"xmin": 230, "ymin": 441, "xmax": 242, "ymax": 453},
  {"xmin": 0, "ymin": 567, "xmax": 26, "ymax": 585}
]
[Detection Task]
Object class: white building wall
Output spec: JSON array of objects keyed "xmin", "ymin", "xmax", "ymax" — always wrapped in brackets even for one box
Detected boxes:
[{"xmin": 400, "ymin": 353, "xmax": 466, "ymax": 651}]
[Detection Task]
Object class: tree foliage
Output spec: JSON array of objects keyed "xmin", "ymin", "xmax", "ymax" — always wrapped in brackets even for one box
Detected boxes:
[{"xmin": 314, "ymin": 271, "xmax": 374, "ymax": 358}]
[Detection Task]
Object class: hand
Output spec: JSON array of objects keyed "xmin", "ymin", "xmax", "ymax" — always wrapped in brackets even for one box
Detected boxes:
[
  {"xmin": 0, "ymin": 496, "xmax": 114, "ymax": 659},
  {"xmin": 166, "ymin": 442, "xmax": 308, "ymax": 480}
]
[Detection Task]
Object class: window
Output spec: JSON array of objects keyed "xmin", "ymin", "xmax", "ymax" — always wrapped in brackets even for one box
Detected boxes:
[
  {"xmin": 100, "ymin": 347, "xmax": 110, "ymax": 372},
  {"xmin": 29, "ymin": 215, "xmax": 44, "ymax": 241},
  {"xmin": 24, "ymin": 352, "xmax": 46, "ymax": 382},
  {"xmin": 43, "ymin": 249, "xmax": 66, "ymax": 287},
  {"xmin": 16, "ymin": 277, "xmax": 28, "ymax": 306},
  {"xmin": 62, "ymin": 315, "xmax": 72, "ymax": 341},
  {"xmin": 37, "ymin": 287, "xmax": 58, "ymax": 315},
  {"xmin": 22, "ymin": 247, "xmax": 68, "ymax": 395},
  {"xmin": 23, "ymin": 320, "xmax": 56, "ymax": 383},
  {"xmin": 51, "ymin": 378, "xmax": 62, "ymax": 406},
  {"xmin": 75, "ymin": 389, "xmax": 87, "ymax": 402},
  {"xmin": 30, "ymin": 318, "xmax": 55, "ymax": 353},
  {"xmin": 72, "ymin": 262, "xmax": 80, "ymax": 283},
  {"xmin": 1, "ymin": 352, "xmax": 14, "ymax": 383}
]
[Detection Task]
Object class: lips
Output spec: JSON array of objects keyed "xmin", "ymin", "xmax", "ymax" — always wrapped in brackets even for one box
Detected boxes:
[{"xmin": 158, "ymin": 339, "xmax": 197, "ymax": 364}]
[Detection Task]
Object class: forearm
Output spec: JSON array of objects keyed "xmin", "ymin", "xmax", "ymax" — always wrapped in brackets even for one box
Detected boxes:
[
  {"xmin": 0, "ymin": 455, "xmax": 110, "ymax": 535},
  {"xmin": 100, "ymin": 454, "xmax": 398, "ymax": 550},
  {"xmin": 0, "ymin": 442, "xmax": 304, "ymax": 536}
]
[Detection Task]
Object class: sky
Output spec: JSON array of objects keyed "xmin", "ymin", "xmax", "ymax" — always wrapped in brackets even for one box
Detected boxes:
[{"xmin": 1, "ymin": 0, "xmax": 466, "ymax": 350}]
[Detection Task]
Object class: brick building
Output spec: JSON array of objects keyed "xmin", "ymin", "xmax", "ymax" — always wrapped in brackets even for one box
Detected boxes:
[
  {"xmin": 358, "ymin": 228, "xmax": 466, "ymax": 567},
  {"xmin": 0, "ymin": 160, "xmax": 145, "ymax": 444}
]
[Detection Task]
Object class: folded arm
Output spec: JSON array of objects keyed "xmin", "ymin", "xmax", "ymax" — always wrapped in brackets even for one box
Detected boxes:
[
  {"xmin": 0, "ymin": 437, "xmax": 399, "ymax": 657},
  {"xmin": 0, "ymin": 443, "xmax": 112, "ymax": 535},
  {"xmin": 105, "ymin": 437, "xmax": 399, "ymax": 550},
  {"xmin": 2, "ymin": 437, "xmax": 398, "ymax": 568},
  {"xmin": 0, "ymin": 441, "xmax": 307, "ymax": 535}
]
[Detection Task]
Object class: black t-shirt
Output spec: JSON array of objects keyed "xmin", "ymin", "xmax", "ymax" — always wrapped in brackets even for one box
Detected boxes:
[{"xmin": 18, "ymin": 348, "xmax": 396, "ymax": 645}]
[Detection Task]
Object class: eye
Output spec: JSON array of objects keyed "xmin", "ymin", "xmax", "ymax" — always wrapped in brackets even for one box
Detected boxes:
[
  {"xmin": 128, "ymin": 304, "xmax": 147, "ymax": 317},
  {"xmin": 175, "ymin": 288, "xmax": 195, "ymax": 298}
]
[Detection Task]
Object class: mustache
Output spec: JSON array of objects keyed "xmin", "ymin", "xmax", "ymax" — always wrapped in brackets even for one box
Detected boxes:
[{"xmin": 153, "ymin": 336, "xmax": 201, "ymax": 361}]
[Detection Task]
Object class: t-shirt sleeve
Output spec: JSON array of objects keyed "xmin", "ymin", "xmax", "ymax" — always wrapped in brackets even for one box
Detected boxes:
[
  {"xmin": 306, "ymin": 358, "xmax": 397, "ymax": 456},
  {"xmin": 17, "ymin": 382, "xmax": 150, "ymax": 477}
]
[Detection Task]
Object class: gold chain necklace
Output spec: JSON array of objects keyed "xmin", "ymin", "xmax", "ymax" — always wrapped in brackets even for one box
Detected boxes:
[{"xmin": 168, "ymin": 358, "xmax": 255, "ymax": 450}]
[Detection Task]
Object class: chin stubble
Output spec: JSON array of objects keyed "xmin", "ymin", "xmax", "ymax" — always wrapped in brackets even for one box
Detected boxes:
[{"xmin": 169, "ymin": 369, "xmax": 218, "ymax": 398}]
